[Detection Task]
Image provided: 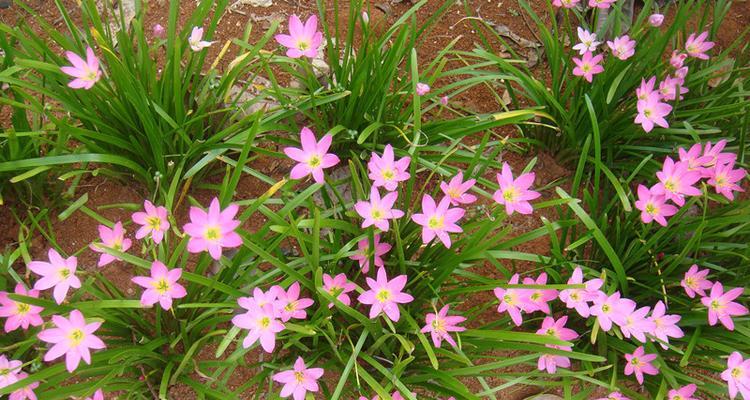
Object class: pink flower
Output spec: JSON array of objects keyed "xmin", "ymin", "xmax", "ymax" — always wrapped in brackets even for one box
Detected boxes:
[
  {"xmin": 131, "ymin": 261, "xmax": 187, "ymax": 310},
  {"xmin": 537, "ymin": 353, "xmax": 571, "ymax": 374},
  {"xmin": 658, "ymin": 77, "xmax": 689, "ymax": 101},
  {"xmin": 355, "ymin": 186, "xmax": 404, "ymax": 232},
  {"xmin": 416, "ymin": 82, "xmax": 431, "ymax": 96},
  {"xmin": 37, "ymin": 310, "xmax": 106, "ymax": 372},
  {"xmin": 680, "ymin": 264, "xmax": 713, "ymax": 298},
  {"xmin": 536, "ymin": 316, "xmax": 578, "ymax": 341},
  {"xmin": 85, "ymin": 389, "xmax": 104, "ymax": 400},
  {"xmin": 152, "ymin": 24, "xmax": 165, "ymax": 38},
  {"xmin": 28, "ymin": 248, "xmax": 81, "ymax": 304},
  {"xmin": 634, "ymin": 184, "xmax": 678, "ymax": 226},
  {"xmin": 588, "ymin": 0, "xmax": 617, "ymax": 9},
  {"xmin": 596, "ymin": 393, "xmax": 629, "ymax": 400},
  {"xmin": 131, "ymin": 200, "xmax": 170, "ymax": 244},
  {"xmin": 440, "ymin": 171, "xmax": 477, "ymax": 206},
  {"xmin": 188, "ymin": 27, "xmax": 212, "ymax": 51},
  {"xmin": 274, "ymin": 15, "xmax": 323, "ymax": 59},
  {"xmin": 670, "ymin": 51, "xmax": 688, "ymax": 68},
  {"xmin": 685, "ymin": 31, "xmax": 715, "ymax": 60},
  {"xmin": 0, "ymin": 284, "xmax": 44, "ymax": 332},
  {"xmin": 357, "ymin": 267, "xmax": 414, "ymax": 322},
  {"xmin": 552, "ymin": 0, "xmax": 580, "ymax": 8},
  {"xmin": 634, "ymin": 97, "xmax": 672, "ymax": 132},
  {"xmin": 559, "ymin": 267, "xmax": 603, "ymax": 318},
  {"xmin": 701, "ymin": 281, "xmax": 748, "ymax": 331},
  {"xmin": 636, "ymin": 76, "xmax": 659, "ymax": 101},
  {"xmin": 668, "ymin": 384, "xmax": 697, "ymax": 400},
  {"xmin": 349, "ymin": 234, "xmax": 392, "ymax": 274},
  {"xmin": 493, "ymin": 162, "xmax": 540, "ymax": 215},
  {"xmin": 440, "ymin": 95, "xmax": 449, "ymax": 106},
  {"xmin": 653, "ymin": 157, "xmax": 702, "ymax": 206},
  {"xmin": 520, "ymin": 273, "xmax": 558, "ymax": 314},
  {"xmin": 669, "ymin": 50, "xmax": 687, "ymax": 69},
  {"xmin": 231, "ymin": 300, "xmax": 284, "ymax": 353},
  {"xmin": 573, "ymin": 27, "xmax": 601, "ymax": 55},
  {"xmin": 322, "ymin": 273, "xmax": 356, "ymax": 308},
  {"xmin": 675, "ymin": 66, "xmax": 689, "ymax": 81},
  {"xmin": 284, "ymin": 127, "xmax": 340, "ymax": 184},
  {"xmin": 607, "ymin": 35, "xmax": 636, "ymax": 60},
  {"xmin": 183, "ymin": 197, "xmax": 242, "ymax": 260},
  {"xmin": 722, "ymin": 352, "xmax": 750, "ymax": 400},
  {"xmin": 275, "ymin": 282, "xmax": 314, "ymax": 322},
  {"xmin": 624, "ymin": 346, "xmax": 659, "ymax": 385},
  {"xmin": 60, "ymin": 47, "xmax": 101, "ymax": 90},
  {"xmin": 701, "ymin": 140, "xmax": 737, "ymax": 172},
  {"xmin": 273, "ymin": 357, "xmax": 324, "ymax": 400},
  {"xmin": 90, "ymin": 222, "xmax": 132, "ymax": 267},
  {"xmin": 707, "ymin": 162, "xmax": 746, "ymax": 201},
  {"xmin": 620, "ymin": 306, "xmax": 656, "ymax": 343},
  {"xmin": 650, "ymin": 301, "xmax": 684, "ymax": 349},
  {"xmin": 421, "ymin": 305, "xmax": 466, "ymax": 348},
  {"xmin": 648, "ymin": 13, "xmax": 665, "ymax": 27},
  {"xmin": 367, "ymin": 144, "xmax": 411, "ymax": 191},
  {"xmin": 590, "ymin": 292, "xmax": 634, "ymax": 331},
  {"xmin": 411, "ymin": 194, "xmax": 465, "ymax": 248},
  {"xmin": 0, "ymin": 355, "xmax": 22, "ymax": 387},
  {"xmin": 9, "ymin": 372, "xmax": 39, "ymax": 400},
  {"xmin": 493, "ymin": 274, "xmax": 533, "ymax": 326},
  {"xmin": 678, "ymin": 143, "xmax": 712, "ymax": 172},
  {"xmin": 572, "ymin": 51, "xmax": 604, "ymax": 82}
]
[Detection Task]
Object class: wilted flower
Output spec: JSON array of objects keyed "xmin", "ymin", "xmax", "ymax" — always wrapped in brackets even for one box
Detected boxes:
[
  {"xmin": 322, "ymin": 273, "xmax": 356, "ymax": 308},
  {"xmin": 60, "ymin": 47, "xmax": 101, "ymax": 90},
  {"xmin": 493, "ymin": 162, "xmax": 540, "ymax": 215},
  {"xmin": 624, "ymin": 346, "xmax": 659, "ymax": 385},
  {"xmin": 573, "ymin": 27, "xmax": 601, "ymax": 55},
  {"xmin": 131, "ymin": 261, "xmax": 187, "ymax": 310},
  {"xmin": 274, "ymin": 15, "xmax": 323, "ymax": 58},
  {"xmin": 722, "ymin": 352, "xmax": 750, "ymax": 400},
  {"xmin": 349, "ymin": 234, "xmax": 392, "ymax": 274},
  {"xmin": 272, "ymin": 357, "xmax": 324, "ymax": 400},
  {"xmin": 284, "ymin": 127, "xmax": 340, "ymax": 184},
  {"xmin": 152, "ymin": 23, "xmax": 165, "ymax": 38},
  {"xmin": 701, "ymin": 281, "xmax": 748, "ymax": 331},
  {"xmin": 648, "ymin": 13, "xmax": 664, "ymax": 27},
  {"xmin": 183, "ymin": 197, "xmax": 242, "ymax": 260},
  {"xmin": 411, "ymin": 194, "xmax": 465, "ymax": 248},
  {"xmin": 607, "ymin": 35, "xmax": 636, "ymax": 60},
  {"xmin": 132, "ymin": 200, "xmax": 170, "ymax": 244},
  {"xmin": 37, "ymin": 310, "xmax": 106, "ymax": 372},
  {"xmin": 357, "ymin": 267, "xmax": 414, "ymax": 322},
  {"xmin": 29, "ymin": 248, "xmax": 81, "ymax": 304},
  {"xmin": 355, "ymin": 186, "xmax": 404, "ymax": 232},
  {"xmin": 0, "ymin": 284, "xmax": 44, "ymax": 332},
  {"xmin": 440, "ymin": 95, "xmax": 449, "ymax": 106},
  {"xmin": 572, "ymin": 51, "xmax": 604, "ymax": 82},
  {"xmin": 685, "ymin": 31, "xmax": 715, "ymax": 60},
  {"xmin": 670, "ymin": 51, "xmax": 688, "ymax": 69},
  {"xmin": 367, "ymin": 144, "xmax": 411, "ymax": 191},
  {"xmin": 421, "ymin": 305, "xmax": 466, "ymax": 348},
  {"xmin": 440, "ymin": 171, "xmax": 477, "ymax": 206},
  {"xmin": 681, "ymin": 264, "xmax": 713, "ymax": 298},
  {"xmin": 416, "ymin": 82, "xmax": 430, "ymax": 96},
  {"xmin": 90, "ymin": 222, "xmax": 132, "ymax": 267},
  {"xmin": 634, "ymin": 184, "xmax": 678, "ymax": 226},
  {"xmin": 188, "ymin": 26, "xmax": 212, "ymax": 51}
]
